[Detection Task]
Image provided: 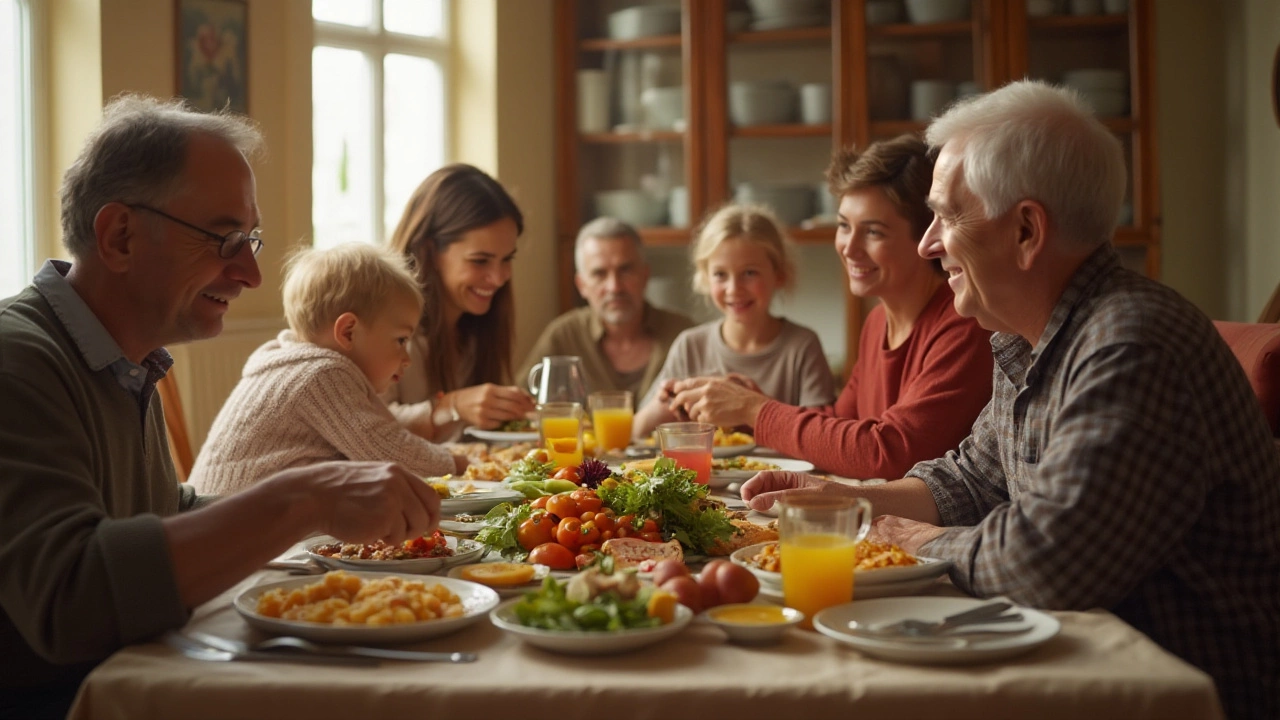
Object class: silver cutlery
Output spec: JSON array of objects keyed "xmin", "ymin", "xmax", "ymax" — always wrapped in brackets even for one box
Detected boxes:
[
  {"xmin": 873, "ymin": 601, "xmax": 1019, "ymax": 637},
  {"xmin": 246, "ymin": 634, "xmax": 477, "ymax": 663},
  {"xmin": 165, "ymin": 632, "xmax": 377, "ymax": 667},
  {"xmin": 844, "ymin": 622, "xmax": 1035, "ymax": 646}
]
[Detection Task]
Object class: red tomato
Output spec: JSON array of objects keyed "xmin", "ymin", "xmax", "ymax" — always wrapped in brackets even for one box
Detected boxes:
[
  {"xmin": 553, "ymin": 466, "xmax": 581, "ymax": 484},
  {"xmin": 556, "ymin": 518, "xmax": 583, "ymax": 550},
  {"xmin": 528, "ymin": 542, "xmax": 576, "ymax": 570},
  {"xmin": 516, "ymin": 514, "xmax": 556, "ymax": 551},
  {"xmin": 660, "ymin": 575, "xmax": 702, "ymax": 614},
  {"xmin": 579, "ymin": 520, "xmax": 601, "ymax": 546},
  {"xmin": 571, "ymin": 489, "xmax": 603, "ymax": 513},
  {"xmin": 617, "ymin": 514, "xmax": 637, "ymax": 530},
  {"xmin": 640, "ymin": 518, "xmax": 659, "ymax": 534},
  {"xmin": 578, "ymin": 542, "xmax": 602, "ymax": 555},
  {"xmin": 591, "ymin": 512, "xmax": 616, "ymax": 533},
  {"xmin": 715, "ymin": 562, "xmax": 760, "ymax": 605},
  {"xmin": 638, "ymin": 531, "xmax": 663, "ymax": 543},
  {"xmin": 652, "ymin": 558, "xmax": 691, "ymax": 587},
  {"xmin": 530, "ymin": 496, "xmax": 550, "ymax": 510},
  {"xmin": 599, "ymin": 529, "xmax": 614, "ymax": 542},
  {"xmin": 546, "ymin": 494, "xmax": 579, "ymax": 521}
]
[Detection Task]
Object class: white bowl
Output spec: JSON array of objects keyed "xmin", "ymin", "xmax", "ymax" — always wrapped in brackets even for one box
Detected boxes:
[
  {"xmin": 1077, "ymin": 87, "xmax": 1127, "ymax": 117},
  {"xmin": 866, "ymin": 0, "xmax": 904, "ymax": 25},
  {"xmin": 641, "ymin": 86, "xmax": 684, "ymax": 130},
  {"xmin": 1063, "ymin": 68, "xmax": 1127, "ymax": 91},
  {"xmin": 729, "ymin": 81, "xmax": 797, "ymax": 126},
  {"xmin": 904, "ymin": 0, "xmax": 970, "ymax": 24},
  {"xmin": 705, "ymin": 604, "xmax": 805, "ymax": 644},
  {"xmin": 734, "ymin": 183, "xmax": 814, "ymax": 227},
  {"xmin": 490, "ymin": 598, "xmax": 694, "ymax": 655},
  {"xmin": 594, "ymin": 190, "xmax": 668, "ymax": 227},
  {"xmin": 748, "ymin": 0, "xmax": 825, "ymax": 21},
  {"xmin": 607, "ymin": 5, "xmax": 681, "ymax": 41}
]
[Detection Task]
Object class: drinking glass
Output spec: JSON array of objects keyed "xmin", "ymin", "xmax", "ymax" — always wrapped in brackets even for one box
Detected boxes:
[
  {"xmin": 589, "ymin": 390, "xmax": 634, "ymax": 456},
  {"xmin": 656, "ymin": 422, "xmax": 714, "ymax": 484},
  {"xmin": 778, "ymin": 493, "xmax": 873, "ymax": 628},
  {"xmin": 537, "ymin": 402, "xmax": 584, "ymax": 470}
]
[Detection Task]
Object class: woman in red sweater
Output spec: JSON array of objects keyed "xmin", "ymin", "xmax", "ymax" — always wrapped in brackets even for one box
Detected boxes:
[{"xmin": 668, "ymin": 136, "xmax": 993, "ymax": 479}]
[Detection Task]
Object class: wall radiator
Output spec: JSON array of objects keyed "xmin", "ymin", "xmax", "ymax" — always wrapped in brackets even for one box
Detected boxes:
[{"xmin": 168, "ymin": 318, "xmax": 282, "ymax": 455}]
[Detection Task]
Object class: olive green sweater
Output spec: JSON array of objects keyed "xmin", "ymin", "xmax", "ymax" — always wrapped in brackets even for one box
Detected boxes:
[{"xmin": 0, "ymin": 276, "xmax": 196, "ymax": 689}]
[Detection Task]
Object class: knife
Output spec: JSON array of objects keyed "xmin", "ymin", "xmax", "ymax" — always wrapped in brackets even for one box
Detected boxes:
[{"xmin": 181, "ymin": 632, "xmax": 379, "ymax": 667}]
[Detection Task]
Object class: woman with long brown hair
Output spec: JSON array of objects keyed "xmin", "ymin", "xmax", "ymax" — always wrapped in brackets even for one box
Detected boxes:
[{"xmin": 385, "ymin": 163, "xmax": 535, "ymax": 441}]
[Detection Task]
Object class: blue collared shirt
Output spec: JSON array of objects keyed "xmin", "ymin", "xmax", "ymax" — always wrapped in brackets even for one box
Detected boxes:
[{"xmin": 31, "ymin": 260, "xmax": 172, "ymax": 415}]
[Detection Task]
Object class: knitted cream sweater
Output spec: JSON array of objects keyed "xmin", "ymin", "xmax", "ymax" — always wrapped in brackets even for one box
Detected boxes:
[{"xmin": 188, "ymin": 330, "xmax": 454, "ymax": 495}]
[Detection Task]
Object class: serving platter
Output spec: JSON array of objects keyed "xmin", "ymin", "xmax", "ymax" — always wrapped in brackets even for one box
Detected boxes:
[
  {"xmin": 307, "ymin": 535, "xmax": 486, "ymax": 574},
  {"xmin": 489, "ymin": 598, "xmax": 693, "ymax": 655},
  {"xmin": 234, "ymin": 571, "xmax": 499, "ymax": 644}
]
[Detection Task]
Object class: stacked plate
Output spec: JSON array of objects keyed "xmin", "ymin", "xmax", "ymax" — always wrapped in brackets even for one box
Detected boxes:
[
  {"xmin": 731, "ymin": 541, "xmax": 952, "ymax": 600},
  {"xmin": 747, "ymin": 0, "xmax": 827, "ymax": 30}
]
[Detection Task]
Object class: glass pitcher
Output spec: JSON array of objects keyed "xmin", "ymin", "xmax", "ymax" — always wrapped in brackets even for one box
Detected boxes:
[{"xmin": 527, "ymin": 355, "xmax": 589, "ymax": 406}]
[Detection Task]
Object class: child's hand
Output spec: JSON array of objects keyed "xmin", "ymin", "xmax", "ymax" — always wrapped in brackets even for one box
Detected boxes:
[
  {"xmin": 454, "ymin": 384, "xmax": 536, "ymax": 429},
  {"xmin": 451, "ymin": 454, "xmax": 470, "ymax": 475}
]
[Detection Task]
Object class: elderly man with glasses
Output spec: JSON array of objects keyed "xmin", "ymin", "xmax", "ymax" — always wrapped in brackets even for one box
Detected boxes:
[{"xmin": 0, "ymin": 95, "xmax": 442, "ymax": 720}]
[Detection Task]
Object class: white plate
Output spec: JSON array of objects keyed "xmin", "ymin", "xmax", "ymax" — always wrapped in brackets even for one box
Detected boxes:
[
  {"xmin": 729, "ymin": 541, "xmax": 952, "ymax": 588},
  {"xmin": 756, "ymin": 574, "xmax": 943, "ymax": 601},
  {"xmin": 489, "ymin": 598, "xmax": 693, "ymax": 655},
  {"xmin": 711, "ymin": 457, "xmax": 815, "ymax": 483},
  {"xmin": 446, "ymin": 563, "xmax": 551, "ymax": 598},
  {"xmin": 440, "ymin": 480, "xmax": 525, "ymax": 515},
  {"xmin": 813, "ymin": 597, "xmax": 1061, "ymax": 665},
  {"xmin": 465, "ymin": 426, "xmax": 539, "ymax": 443},
  {"xmin": 307, "ymin": 535, "xmax": 486, "ymax": 574},
  {"xmin": 750, "ymin": 14, "xmax": 827, "ymax": 31},
  {"xmin": 713, "ymin": 442, "xmax": 756, "ymax": 458},
  {"xmin": 234, "ymin": 571, "xmax": 499, "ymax": 644},
  {"xmin": 438, "ymin": 519, "xmax": 484, "ymax": 536}
]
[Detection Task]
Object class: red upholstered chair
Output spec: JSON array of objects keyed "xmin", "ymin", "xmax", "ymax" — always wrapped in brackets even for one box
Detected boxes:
[{"xmin": 1214, "ymin": 321, "xmax": 1280, "ymax": 437}]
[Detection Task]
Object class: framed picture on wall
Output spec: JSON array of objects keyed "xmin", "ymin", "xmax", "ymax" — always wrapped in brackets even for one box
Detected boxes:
[{"xmin": 174, "ymin": 0, "xmax": 248, "ymax": 114}]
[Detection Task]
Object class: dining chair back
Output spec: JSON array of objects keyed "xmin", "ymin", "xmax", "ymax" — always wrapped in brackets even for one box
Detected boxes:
[
  {"xmin": 1258, "ymin": 281, "xmax": 1280, "ymax": 324},
  {"xmin": 1213, "ymin": 320, "xmax": 1280, "ymax": 437},
  {"xmin": 156, "ymin": 371, "xmax": 195, "ymax": 481}
]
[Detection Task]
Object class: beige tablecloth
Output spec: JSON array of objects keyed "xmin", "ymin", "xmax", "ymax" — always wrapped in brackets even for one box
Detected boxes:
[{"xmin": 68, "ymin": 563, "xmax": 1223, "ymax": 720}]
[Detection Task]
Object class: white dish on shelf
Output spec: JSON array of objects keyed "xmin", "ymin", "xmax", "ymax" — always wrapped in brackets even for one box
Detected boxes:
[
  {"xmin": 813, "ymin": 596, "xmax": 1060, "ymax": 665},
  {"xmin": 234, "ymin": 572, "xmax": 499, "ymax": 644},
  {"xmin": 905, "ymin": 0, "xmax": 970, "ymax": 23},
  {"xmin": 607, "ymin": 5, "xmax": 681, "ymax": 41},
  {"xmin": 489, "ymin": 598, "xmax": 693, "ymax": 655},
  {"xmin": 749, "ymin": 14, "xmax": 826, "ymax": 31},
  {"xmin": 307, "ymin": 535, "xmax": 486, "ymax": 575}
]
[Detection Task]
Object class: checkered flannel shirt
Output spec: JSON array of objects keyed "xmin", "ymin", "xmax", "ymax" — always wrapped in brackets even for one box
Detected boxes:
[{"xmin": 913, "ymin": 245, "xmax": 1280, "ymax": 719}]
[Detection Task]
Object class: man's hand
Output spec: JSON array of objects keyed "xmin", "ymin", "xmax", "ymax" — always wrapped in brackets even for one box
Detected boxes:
[
  {"xmin": 669, "ymin": 375, "xmax": 770, "ymax": 429},
  {"xmin": 740, "ymin": 470, "xmax": 861, "ymax": 513},
  {"xmin": 868, "ymin": 514, "xmax": 945, "ymax": 555},
  {"xmin": 453, "ymin": 384, "xmax": 536, "ymax": 429},
  {"xmin": 283, "ymin": 461, "xmax": 442, "ymax": 545}
]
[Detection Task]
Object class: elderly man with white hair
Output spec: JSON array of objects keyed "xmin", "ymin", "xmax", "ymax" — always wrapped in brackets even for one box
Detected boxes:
[{"xmin": 742, "ymin": 80, "xmax": 1280, "ymax": 719}]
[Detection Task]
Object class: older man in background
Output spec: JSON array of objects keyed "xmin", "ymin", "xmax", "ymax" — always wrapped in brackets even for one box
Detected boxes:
[
  {"xmin": 0, "ymin": 95, "xmax": 440, "ymax": 719},
  {"xmin": 518, "ymin": 217, "xmax": 692, "ymax": 404},
  {"xmin": 743, "ymin": 81, "xmax": 1280, "ymax": 719}
]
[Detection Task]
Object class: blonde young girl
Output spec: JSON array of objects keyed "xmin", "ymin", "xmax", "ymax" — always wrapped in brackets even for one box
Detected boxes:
[{"xmin": 633, "ymin": 204, "xmax": 836, "ymax": 437}]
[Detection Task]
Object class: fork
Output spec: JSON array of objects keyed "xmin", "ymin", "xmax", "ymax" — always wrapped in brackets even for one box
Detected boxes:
[
  {"xmin": 166, "ymin": 632, "xmax": 376, "ymax": 667},
  {"xmin": 871, "ymin": 601, "xmax": 1021, "ymax": 637},
  {"xmin": 844, "ymin": 622, "xmax": 1035, "ymax": 646},
  {"xmin": 250, "ymin": 635, "xmax": 477, "ymax": 663}
]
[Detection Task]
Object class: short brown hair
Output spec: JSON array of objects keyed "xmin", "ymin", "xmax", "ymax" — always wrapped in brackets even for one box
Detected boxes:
[
  {"xmin": 825, "ymin": 134, "xmax": 935, "ymax": 240},
  {"xmin": 283, "ymin": 243, "xmax": 423, "ymax": 341}
]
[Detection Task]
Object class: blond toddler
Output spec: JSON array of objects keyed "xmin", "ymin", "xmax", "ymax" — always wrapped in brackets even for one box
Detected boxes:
[{"xmin": 189, "ymin": 243, "xmax": 464, "ymax": 495}]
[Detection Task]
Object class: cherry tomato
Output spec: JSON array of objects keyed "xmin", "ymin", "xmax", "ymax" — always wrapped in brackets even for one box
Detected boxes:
[
  {"xmin": 579, "ymin": 520, "xmax": 601, "ymax": 546},
  {"xmin": 591, "ymin": 512, "xmax": 615, "ymax": 533},
  {"xmin": 553, "ymin": 466, "xmax": 581, "ymax": 484},
  {"xmin": 556, "ymin": 518, "xmax": 583, "ymax": 550},
  {"xmin": 579, "ymin": 543, "xmax": 602, "ymax": 555},
  {"xmin": 615, "ymin": 525, "xmax": 633, "ymax": 539},
  {"xmin": 617, "ymin": 514, "xmax": 637, "ymax": 530},
  {"xmin": 639, "ymin": 531, "xmax": 663, "ymax": 543},
  {"xmin": 599, "ymin": 529, "xmax": 614, "ymax": 542},
  {"xmin": 546, "ymin": 494, "xmax": 579, "ymax": 521},
  {"xmin": 640, "ymin": 518, "xmax": 659, "ymax": 534},
  {"xmin": 528, "ymin": 542, "xmax": 576, "ymax": 570},
  {"xmin": 524, "ymin": 448, "xmax": 551, "ymax": 463},
  {"xmin": 516, "ymin": 513, "xmax": 556, "ymax": 551},
  {"xmin": 571, "ymin": 489, "xmax": 603, "ymax": 513},
  {"xmin": 530, "ymin": 496, "xmax": 550, "ymax": 510}
]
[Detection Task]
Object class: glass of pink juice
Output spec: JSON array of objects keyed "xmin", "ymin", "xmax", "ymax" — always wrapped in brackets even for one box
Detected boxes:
[
  {"xmin": 656, "ymin": 422, "xmax": 715, "ymax": 484},
  {"xmin": 778, "ymin": 494, "xmax": 872, "ymax": 628}
]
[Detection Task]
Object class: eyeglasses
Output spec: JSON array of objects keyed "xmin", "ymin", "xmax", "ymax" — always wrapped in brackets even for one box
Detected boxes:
[{"xmin": 128, "ymin": 204, "xmax": 264, "ymax": 259}]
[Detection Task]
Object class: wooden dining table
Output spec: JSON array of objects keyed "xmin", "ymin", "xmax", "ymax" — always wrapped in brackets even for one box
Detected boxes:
[{"xmin": 66, "ymin": 448, "xmax": 1225, "ymax": 720}]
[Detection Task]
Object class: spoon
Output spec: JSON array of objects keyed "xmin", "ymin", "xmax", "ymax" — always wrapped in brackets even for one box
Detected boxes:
[{"xmin": 250, "ymin": 635, "xmax": 477, "ymax": 663}]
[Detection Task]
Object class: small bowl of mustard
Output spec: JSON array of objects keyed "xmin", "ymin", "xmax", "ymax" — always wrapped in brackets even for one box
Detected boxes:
[{"xmin": 706, "ymin": 604, "xmax": 805, "ymax": 645}]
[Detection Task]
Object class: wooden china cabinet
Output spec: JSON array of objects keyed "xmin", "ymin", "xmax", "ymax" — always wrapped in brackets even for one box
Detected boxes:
[{"xmin": 553, "ymin": 0, "xmax": 1159, "ymax": 373}]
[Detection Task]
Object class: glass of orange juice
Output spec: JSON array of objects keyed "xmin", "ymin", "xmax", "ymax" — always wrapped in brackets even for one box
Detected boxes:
[
  {"xmin": 656, "ymin": 422, "xmax": 715, "ymax": 484},
  {"xmin": 589, "ymin": 390, "xmax": 633, "ymax": 457},
  {"xmin": 537, "ymin": 402, "xmax": 584, "ymax": 470},
  {"xmin": 778, "ymin": 494, "xmax": 872, "ymax": 629}
]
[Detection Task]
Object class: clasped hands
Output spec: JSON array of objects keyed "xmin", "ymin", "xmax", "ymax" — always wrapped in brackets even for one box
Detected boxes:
[{"xmin": 658, "ymin": 373, "xmax": 767, "ymax": 428}]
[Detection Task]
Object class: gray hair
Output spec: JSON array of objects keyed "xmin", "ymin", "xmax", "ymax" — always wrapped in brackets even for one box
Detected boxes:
[
  {"xmin": 924, "ymin": 80, "xmax": 1126, "ymax": 248},
  {"xmin": 59, "ymin": 93, "xmax": 264, "ymax": 259},
  {"xmin": 574, "ymin": 216, "xmax": 643, "ymax": 272}
]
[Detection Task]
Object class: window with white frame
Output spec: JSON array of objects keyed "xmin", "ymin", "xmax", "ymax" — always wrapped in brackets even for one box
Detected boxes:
[
  {"xmin": 0, "ymin": 0, "xmax": 35, "ymax": 297},
  {"xmin": 312, "ymin": 0, "xmax": 449, "ymax": 249}
]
